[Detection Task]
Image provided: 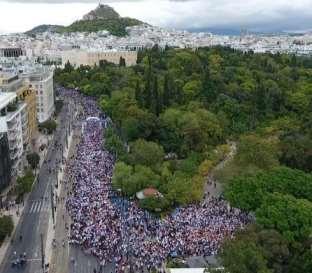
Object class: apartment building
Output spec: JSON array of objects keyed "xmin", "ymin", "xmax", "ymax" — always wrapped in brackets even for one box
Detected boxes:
[
  {"xmin": 22, "ymin": 67, "xmax": 54, "ymax": 123},
  {"xmin": 0, "ymin": 132, "xmax": 11, "ymax": 190},
  {"xmin": 0, "ymin": 73, "xmax": 37, "ymax": 141},
  {"xmin": 0, "ymin": 92, "xmax": 27, "ymax": 176}
]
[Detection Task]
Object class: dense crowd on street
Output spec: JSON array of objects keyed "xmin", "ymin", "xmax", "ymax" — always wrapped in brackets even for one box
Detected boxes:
[{"xmin": 58, "ymin": 88, "xmax": 250, "ymax": 272}]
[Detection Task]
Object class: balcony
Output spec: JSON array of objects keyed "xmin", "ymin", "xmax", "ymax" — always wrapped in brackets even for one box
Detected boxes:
[
  {"xmin": 7, "ymin": 120, "xmax": 18, "ymax": 131},
  {"xmin": 9, "ymin": 139, "xmax": 18, "ymax": 149},
  {"xmin": 7, "ymin": 130, "xmax": 18, "ymax": 141},
  {"xmin": 10, "ymin": 149, "xmax": 19, "ymax": 160}
]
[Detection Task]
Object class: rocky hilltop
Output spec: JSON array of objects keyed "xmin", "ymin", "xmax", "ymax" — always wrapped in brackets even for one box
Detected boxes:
[{"xmin": 82, "ymin": 4, "xmax": 120, "ymax": 21}]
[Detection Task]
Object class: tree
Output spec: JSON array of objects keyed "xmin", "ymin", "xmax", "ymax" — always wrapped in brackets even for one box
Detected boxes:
[
  {"xmin": 178, "ymin": 108, "xmax": 223, "ymax": 154},
  {"xmin": 236, "ymin": 134, "xmax": 280, "ymax": 170},
  {"xmin": 119, "ymin": 56, "xmax": 126, "ymax": 67},
  {"xmin": 159, "ymin": 108, "xmax": 184, "ymax": 154},
  {"xmin": 128, "ymin": 139, "xmax": 165, "ymax": 170},
  {"xmin": 139, "ymin": 196, "xmax": 169, "ymax": 212},
  {"xmin": 16, "ymin": 170, "xmax": 35, "ymax": 202},
  {"xmin": 153, "ymin": 76, "xmax": 162, "ymax": 116},
  {"xmin": 256, "ymin": 193, "xmax": 312, "ymax": 242},
  {"xmin": 163, "ymin": 73, "xmax": 171, "ymax": 107},
  {"xmin": 224, "ymin": 166, "xmax": 312, "ymax": 211},
  {"xmin": 219, "ymin": 225, "xmax": 290, "ymax": 273},
  {"xmin": 288, "ymin": 248, "xmax": 312, "ymax": 273},
  {"xmin": 135, "ymin": 79, "xmax": 143, "ymax": 107},
  {"xmin": 112, "ymin": 162, "xmax": 133, "ymax": 194},
  {"xmin": 220, "ymin": 234, "xmax": 272, "ymax": 273},
  {"xmin": 39, "ymin": 120, "xmax": 57, "ymax": 134},
  {"xmin": 182, "ymin": 80, "xmax": 202, "ymax": 101},
  {"xmin": 104, "ymin": 128, "xmax": 126, "ymax": 159},
  {"xmin": 0, "ymin": 216, "xmax": 14, "ymax": 245},
  {"xmin": 112, "ymin": 162, "xmax": 160, "ymax": 196},
  {"xmin": 128, "ymin": 165, "xmax": 160, "ymax": 195},
  {"xmin": 26, "ymin": 152, "xmax": 40, "ymax": 170},
  {"xmin": 279, "ymin": 130, "xmax": 312, "ymax": 172},
  {"xmin": 166, "ymin": 173, "xmax": 193, "ymax": 206}
]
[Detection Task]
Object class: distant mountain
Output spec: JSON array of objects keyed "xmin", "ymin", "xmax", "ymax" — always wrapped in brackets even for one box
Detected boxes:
[
  {"xmin": 25, "ymin": 4, "xmax": 143, "ymax": 37},
  {"xmin": 25, "ymin": 24, "xmax": 64, "ymax": 36}
]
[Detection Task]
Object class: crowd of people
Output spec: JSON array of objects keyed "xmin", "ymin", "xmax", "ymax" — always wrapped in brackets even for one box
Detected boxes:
[{"xmin": 58, "ymin": 88, "xmax": 250, "ymax": 272}]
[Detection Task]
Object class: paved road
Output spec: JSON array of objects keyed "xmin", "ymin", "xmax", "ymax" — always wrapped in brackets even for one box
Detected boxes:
[{"xmin": 0, "ymin": 100, "xmax": 74, "ymax": 273}]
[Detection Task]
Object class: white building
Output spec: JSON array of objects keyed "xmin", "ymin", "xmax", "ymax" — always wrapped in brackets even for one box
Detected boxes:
[{"xmin": 0, "ymin": 92, "xmax": 28, "ymax": 176}]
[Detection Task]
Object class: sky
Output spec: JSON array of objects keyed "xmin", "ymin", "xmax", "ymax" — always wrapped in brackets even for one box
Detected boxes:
[{"xmin": 0, "ymin": 0, "xmax": 312, "ymax": 34}]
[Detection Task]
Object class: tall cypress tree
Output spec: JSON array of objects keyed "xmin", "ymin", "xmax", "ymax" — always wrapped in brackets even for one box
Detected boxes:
[
  {"xmin": 163, "ymin": 73, "xmax": 171, "ymax": 107},
  {"xmin": 144, "ymin": 57, "xmax": 153, "ymax": 110},
  {"xmin": 135, "ymin": 80, "xmax": 142, "ymax": 106},
  {"xmin": 153, "ymin": 76, "xmax": 162, "ymax": 116}
]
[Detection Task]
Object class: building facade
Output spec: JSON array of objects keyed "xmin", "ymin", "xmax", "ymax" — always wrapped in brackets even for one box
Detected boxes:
[
  {"xmin": 24, "ymin": 69, "xmax": 54, "ymax": 123},
  {"xmin": 0, "ymin": 92, "xmax": 27, "ymax": 176},
  {"xmin": 61, "ymin": 50, "xmax": 138, "ymax": 67},
  {"xmin": 0, "ymin": 73, "xmax": 37, "ymax": 141},
  {"xmin": 0, "ymin": 48, "xmax": 25, "ymax": 58},
  {"xmin": 0, "ymin": 133, "xmax": 11, "ymax": 190}
]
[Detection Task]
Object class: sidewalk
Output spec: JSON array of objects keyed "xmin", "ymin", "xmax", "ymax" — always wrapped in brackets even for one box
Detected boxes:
[
  {"xmin": 203, "ymin": 142, "xmax": 237, "ymax": 201},
  {"xmin": 0, "ymin": 202, "xmax": 26, "ymax": 264},
  {"xmin": 48, "ymin": 126, "xmax": 82, "ymax": 273}
]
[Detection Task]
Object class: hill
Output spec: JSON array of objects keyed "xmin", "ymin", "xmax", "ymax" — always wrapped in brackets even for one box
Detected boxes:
[
  {"xmin": 25, "ymin": 24, "xmax": 63, "ymax": 35},
  {"xmin": 60, "ymin": 4, "xmax": 143, "ymax": 36},
  {"xmin": 25, "ymin": 4, "xmax": 143, "ymax": 37}
]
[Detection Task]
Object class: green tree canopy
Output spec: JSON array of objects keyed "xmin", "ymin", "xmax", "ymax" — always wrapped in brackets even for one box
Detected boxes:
[
  {"xmin": 256, "ymin": 193, "xmax": 312, "ymax": 242},
  {"xmin": 128, "ymin": 139, "xmax": 165, "ymax": 170}
]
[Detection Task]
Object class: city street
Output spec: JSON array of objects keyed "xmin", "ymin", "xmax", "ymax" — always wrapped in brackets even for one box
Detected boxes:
[{"xmin": 0, "ymin": 100, "xmax": 74, "ymax": 273}]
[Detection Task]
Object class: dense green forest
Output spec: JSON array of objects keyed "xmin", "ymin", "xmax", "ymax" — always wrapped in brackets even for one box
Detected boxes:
[{"xmin": 55, "ymin": 46, "xmax": 312, "ymax": 273}]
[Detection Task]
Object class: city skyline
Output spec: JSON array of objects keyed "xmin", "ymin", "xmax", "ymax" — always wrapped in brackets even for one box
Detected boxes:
[{"xmin": 0, "ymin": 0, "xmax": 312, "ymax": 34}]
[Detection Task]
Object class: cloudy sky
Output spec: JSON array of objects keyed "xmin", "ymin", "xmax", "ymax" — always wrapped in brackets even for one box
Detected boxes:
[{"xmin": 0, "ymin": 0, "xmax": 312, "ymax": 34}]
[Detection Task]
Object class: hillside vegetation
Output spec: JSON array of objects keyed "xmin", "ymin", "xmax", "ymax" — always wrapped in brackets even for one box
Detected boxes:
[
  {"xmin": 59, "ymin": 17, "xmax": 142, "ymax": 36},
  {"xmin": 25, "ymin": 24, "xmax": 63, "ymax": 35}
]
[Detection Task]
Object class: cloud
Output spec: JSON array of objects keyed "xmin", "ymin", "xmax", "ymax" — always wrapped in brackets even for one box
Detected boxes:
[
  {"xmin": 0, "ymin": 0, "xmax": 311, "ymax": 33},
  {"xmin": 0, "ymin": 0, "xmax": 141, "ymax": 2}
]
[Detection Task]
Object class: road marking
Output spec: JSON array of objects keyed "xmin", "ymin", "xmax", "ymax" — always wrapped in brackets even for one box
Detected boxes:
[
  {"xmin": 29, "ymin": 202, "xmax": 36, "ymax": 213},
  {"xmin": 26, "ymin": 258, "xmax": 41, "ymax": 262},
  {"xmin": 29, "ymin": 200, "xmax": 48, "ymax": 214},
  {"xmin": 33, "ymin": 201, "xmax": 40, "ymax": 213},
  {"xmin": 36, "ymin": 201, "xmax": 42, "ymax": 213}
]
